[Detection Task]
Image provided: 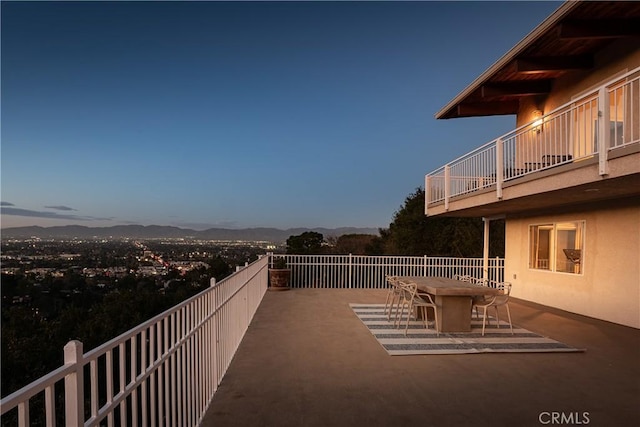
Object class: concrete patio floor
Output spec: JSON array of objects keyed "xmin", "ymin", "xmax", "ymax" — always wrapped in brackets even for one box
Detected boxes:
[{"xmin": 202, "ymin": 289, "xmax": 640, "ymax": 427}]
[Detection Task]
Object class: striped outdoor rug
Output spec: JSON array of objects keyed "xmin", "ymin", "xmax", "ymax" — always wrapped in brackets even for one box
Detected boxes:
[{"xmin": 350, "ymin": 303, "xmax": 584, "ymax": 355}]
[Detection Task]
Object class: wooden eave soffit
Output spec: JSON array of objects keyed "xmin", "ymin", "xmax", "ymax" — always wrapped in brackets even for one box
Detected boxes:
[
  {"xmin": 558, "ymin": 19, "xmax": 640, "ymax": 40},
  {"xmin": 480, "ymin": 80, "xmax": 551, "ymax": 98},
  {"xmin": 457, "ymin": 100, "xmax": 520, "ymax": 117},
  {"xmin": 515, "ymin": 55, "xmax": 593, "ymax": 74}
]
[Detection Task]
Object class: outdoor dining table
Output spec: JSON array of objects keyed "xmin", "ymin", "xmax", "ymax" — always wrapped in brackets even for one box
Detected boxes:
[{"xmin": 397, "ymin": 276, "xmax": 502, "ymax": 333}]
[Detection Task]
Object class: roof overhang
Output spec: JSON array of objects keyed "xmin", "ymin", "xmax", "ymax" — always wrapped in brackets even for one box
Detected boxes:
[{"xmin": 436, "ymin": 1, "xmax": 640, "ymax": 119}]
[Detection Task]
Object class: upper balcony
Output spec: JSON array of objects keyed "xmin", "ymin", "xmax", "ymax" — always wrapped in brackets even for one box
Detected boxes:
[{"xmin": 425, "ymin": 68, "xmax": 640, "ymax": 218}]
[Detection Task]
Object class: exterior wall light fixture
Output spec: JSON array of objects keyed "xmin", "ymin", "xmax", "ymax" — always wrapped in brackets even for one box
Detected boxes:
[{"xmin": 532, "ymin": 109, "xmax": 543, "ymax": 133}]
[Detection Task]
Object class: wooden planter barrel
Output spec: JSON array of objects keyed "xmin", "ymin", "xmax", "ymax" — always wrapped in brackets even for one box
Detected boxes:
[{"xmin": 269, "ymin": 269, "xmax": 291, "ymax": 291}]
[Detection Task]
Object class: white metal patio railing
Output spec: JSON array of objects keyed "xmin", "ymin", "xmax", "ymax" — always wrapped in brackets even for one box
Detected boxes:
[
  {"xmin": 0, "ymin": 255, "xmax": 269, "ymax": 427},
  {"xmin": 1, "ymin": 254, "xmax": 504, "ymax": 426},
  {"xmin": 426, "ymin": 66, "xmax": 640, "ymax": 210},
  {"xmin": 269, "ymin": 254, "xmax": 504, "ymax": 288}
]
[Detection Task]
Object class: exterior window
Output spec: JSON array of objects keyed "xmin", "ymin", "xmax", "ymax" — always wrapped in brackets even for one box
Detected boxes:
[{"xmin": 529, "ymin": 222, "xmax": 584, "ymax": 274}]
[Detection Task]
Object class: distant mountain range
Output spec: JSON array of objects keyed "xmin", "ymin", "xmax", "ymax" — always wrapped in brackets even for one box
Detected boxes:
[{"xmin": 0, "ymin": 225, "xmax": 380, "ymax": 242}]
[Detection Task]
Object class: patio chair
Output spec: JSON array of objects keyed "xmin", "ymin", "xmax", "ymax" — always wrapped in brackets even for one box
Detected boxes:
[
  {"xmin": 471, "ymin": 277, "xmax": 488, "ymax": 286},
  {"xmin": 383, "ymin": 275, "xmax": 403, "ymax": 320},
  {"xmin": 472, "ymin": 282, "xmax": 514, "ymax": 336},
  {"xmin": 393, "ymin": 280, "xmax": 411, "ymax": 328},
  {"xmin": 470, "ymin": 277, "xmax": 490, "ymax": 318},
  {"xmin": 397, "ymin": 282, "xmax": 439, "ymax": 337}
]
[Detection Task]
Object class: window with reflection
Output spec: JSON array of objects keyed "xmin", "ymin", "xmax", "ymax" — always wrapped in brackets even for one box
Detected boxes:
[{"xmin": 529, "ymin": 221, "xmax": 584, "ymax": 274}]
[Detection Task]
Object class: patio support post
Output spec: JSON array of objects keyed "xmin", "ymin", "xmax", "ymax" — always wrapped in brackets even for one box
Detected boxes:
[
  {"xmin": 597, "ymin": 86, "xmax": 610, "ymax": 176},
  {"xmin": 424, "ymin": 174, "xmax": 430, "ymax": 215},
  {"xmin": 482, "ymin": 218, "xmax": 490, "ymax": 282},
  {"xmin": 444, "ymin": 164, "xmax": 450, "ymax": 211},
  {"xmin": 496, "ymin": 138, "xmax": 504, "ymax": 199}
]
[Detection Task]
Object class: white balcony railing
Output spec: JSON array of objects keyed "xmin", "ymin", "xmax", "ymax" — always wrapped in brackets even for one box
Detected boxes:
[
  {"xmin": 270, "ymin": 254, "xmax": 505, "ymax": 288},
  {"xmin": 0, "ymin": 256, "xmax": 269, "ymax": 427},
  {"xmin": 1, "ymin": 254, "xmax": 503, "ymax": 426},
  {"xmin": 426, "ymin": 66, "xmax": 640, "ymax": 210}
]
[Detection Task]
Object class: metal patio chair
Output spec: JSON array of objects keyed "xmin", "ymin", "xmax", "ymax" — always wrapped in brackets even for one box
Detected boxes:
[
  {"xmin": 383, "ymin": 275, "xmax": 403, "ymax": 321},
  {"xmin": 472, "ymin": 281, "xmax": 514, "ymax": 336},
  {"xmin": 470, "ymin": 277, "xmax": 490, "ymax": 318},
  {"xmin": 397, "ymin": 282, "xmax": 439, "ymax": 337}
]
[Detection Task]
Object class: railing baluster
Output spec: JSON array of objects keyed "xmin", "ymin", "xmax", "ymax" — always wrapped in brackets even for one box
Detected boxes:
[
  {"xmin": 150, "ymin": 324, "xmax": 157, "ymax": 427},
  {"xmin": 90, "ymin": 358, "xmax": 98, "ymax": 420},
  {"xmin": 106, "ymin": 349, "xmax": 114, "ymax": 427},
  {"xmin": 45, "ymin": 385, "xmax": 54, "ymax": 427},
  {"xmin": 175, "ymin": 311, "xmax": 181, "ymax": 427},
  {"xmin": 141, "ymin": 328, "xmax": 148, "ymax": 427},
  {"xmin": 170, "ymin": 312, "xmax": 177, "ymax": 427},
  {"xmin": 17, "ymin": 401, "xmax": 28, "ymax": 427},
  {"xmin": 131, "ymin": 334, "xmax": 138, "ymax": 427},
  {"xmin": 119, "ymin": 342, "xmax": 127, "ymax": 427},
  {"xmin": 163, "ymin": 316, "xmax": 170, "ymax": 427}
]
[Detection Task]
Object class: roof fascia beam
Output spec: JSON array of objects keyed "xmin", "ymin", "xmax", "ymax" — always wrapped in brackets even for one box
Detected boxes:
[
  {"xmin": 480, "ymin": 80, "xmax": 551, "ymax": 98},
  {"xmin": 558, "ymin": 19, "xmax": 640, "ymax": 40},
  {"xmin": 457, "ymin": 100, "xmax": 520, "ymax": 117},
  {"xmin": 515, "ymin": 55, "xmax": 593, "ymax": 74}
]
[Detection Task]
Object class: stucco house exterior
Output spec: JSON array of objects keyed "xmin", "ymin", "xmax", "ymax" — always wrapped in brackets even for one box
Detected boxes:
[{"xmin": 425, "ymin": 1, "xmax": 640, "ymax": 328}]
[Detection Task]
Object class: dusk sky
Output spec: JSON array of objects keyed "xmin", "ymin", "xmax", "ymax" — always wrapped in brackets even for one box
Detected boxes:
[{"xmin": 1, "ymin": 1, "xmax": 561, "ymax": 231}]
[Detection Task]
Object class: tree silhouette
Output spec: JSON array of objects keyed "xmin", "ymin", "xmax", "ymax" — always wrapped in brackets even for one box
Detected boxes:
[
  {"xmin": 286, "ymin": 231, "xmax": 325, "ymax": 254},
  {"xmin": 330, "ymin": 234, "xmax": 379, "ymax": 255},
  {"xmin": 377, "ymin": 188, "xmax": 504, "ymax": 257}
]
